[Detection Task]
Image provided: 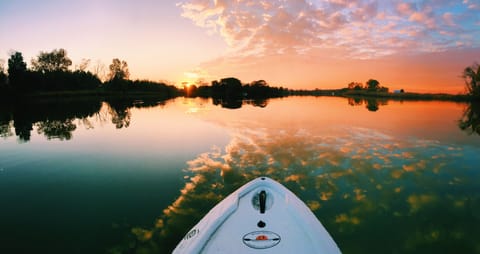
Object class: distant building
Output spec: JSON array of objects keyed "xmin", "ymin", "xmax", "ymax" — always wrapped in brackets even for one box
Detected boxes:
[{"xmin": 393, "ymin": 89, "xmax": 405, "ymax": 94}]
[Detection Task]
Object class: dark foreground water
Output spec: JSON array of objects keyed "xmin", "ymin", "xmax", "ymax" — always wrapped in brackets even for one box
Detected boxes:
[{"xmin": 0, "ymin": 96, "xmax": 479, "ymax": 254}]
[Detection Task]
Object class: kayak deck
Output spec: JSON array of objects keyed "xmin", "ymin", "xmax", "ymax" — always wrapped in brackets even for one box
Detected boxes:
[{"xmin": 173, "ymin": 177, "xmax": 341, "ymax": 253}]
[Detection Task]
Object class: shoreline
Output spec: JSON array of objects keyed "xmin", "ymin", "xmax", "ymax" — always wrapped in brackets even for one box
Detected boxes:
[
  {"xmin": 0, "ymin": 88, "xmax": 478, "ymax": 103},
  {"xmin": 339, "ymin": 91, "xmax": 473, "ymax": 102}
]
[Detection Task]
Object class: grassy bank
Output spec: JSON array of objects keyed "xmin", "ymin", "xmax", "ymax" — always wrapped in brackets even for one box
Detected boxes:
[
  {"xmin": 338, "ymin": 90, "xmax": 475, "ymax": 102},
  {"xmin": 0, "ymin": 88, "xmax": 178, "ymax": 101},
  {"xmin": 2, "ymin": 87, "xmax": 478, "ymax": 102}
]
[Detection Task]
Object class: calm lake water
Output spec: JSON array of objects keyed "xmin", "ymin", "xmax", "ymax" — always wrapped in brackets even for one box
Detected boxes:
[{"xmin": 1, "ymin": 96, "xmax": 479, "ymax": 254}]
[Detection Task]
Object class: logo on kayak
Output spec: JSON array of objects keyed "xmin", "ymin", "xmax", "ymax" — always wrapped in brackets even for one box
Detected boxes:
[
  {"xmin": 243, "ymin": 231, "xmax": 281, "ymax": 249},
  {"xmin": 183, "ymin": 228, "xmax": 199, "ymax": 240}
]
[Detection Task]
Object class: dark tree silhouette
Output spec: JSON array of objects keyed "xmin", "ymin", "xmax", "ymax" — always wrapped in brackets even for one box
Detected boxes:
[
  {"xmin": 344, "ymin": 80, "xmax": 388, "ymax": 94},
  {"xmin": 108, "ymin": 58, "xmax": 129, "ymax": 81},
  {"xmin": 31, "ymin": 48, "xmax": 72, "ymax": 73},
  {"xmin": 207, "ymin": 77, "xmax": 284, "ymax": 105},
  {"xmin": 92, "ymin": 60, "xmax": 107, "ymax": 82},
  {"xmin": 366, "ymin": 79, "xmax": 380, "ymax": 91},
  {"xmin": 104, "ymin": 58, "xmax": 131, "ymax": 91},
  {"xmin": 8, "ymin": 52, "xmax": 27, "ymax": 75},
  {"xmin": 5, "ymin": 50, "xmax": 101, "ymax": 92},
  {"xmin": 218, "ymin": 77, "xmax": 243, "ymax": 99},
  {"xmin": 348, "ymin": 82, "xmax": 363, "ymax": 90},
  {"xmin": 462, "ymin": 63, "xmax": 480, "ymax": 97},
  {"xmin": 7, "ymin": 51, "xmax": 27, "ymax": 89},
  {"xmin": 245, "ymin": 80, "xmax": 269, "ymax": 98},
  {"xmin": 76, "ymin": 58, "xmax": 91, "ymax": 72}
]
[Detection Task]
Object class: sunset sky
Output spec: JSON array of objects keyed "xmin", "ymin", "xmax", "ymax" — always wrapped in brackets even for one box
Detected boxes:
[{"xmin": 1, "ymin": 0, "xmax": 479, "ymax": 93}]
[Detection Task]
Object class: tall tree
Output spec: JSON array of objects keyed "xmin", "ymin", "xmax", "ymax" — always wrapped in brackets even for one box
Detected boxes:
[
  {"xmin": 76, "ymin": 58, "xmax": 91, "ymax": 72},
  {"xmin": 7, "ymin": 51, "xmax": 28, "ymax": 86},
  {"xmin": 366, "ymin": 79, "xmax": 380, "ymax": 91},
  {"xmin": 8, "ymin": 51, "xmax": 27, "ymax": 75},
  {"xmin": 108, "ymin": 58, "xmax": 129, "ymax": 81},
  {"xmin": 348, "ymin": 81, "xmax": 363, "ymax": 90},
  {"xmin": 92, "ymin": 60, "xmax": 107, "ymax": 82},
  {"xmin": 31, "ymin": 48, "xmax": 72, "ymax": 72},
  {"xmin": 463, "ymin": 63, "xmax": 480, "ymax": 97},
  {"xmin": 220, "ymin": 77, "xmax": 242, "ymax": 99}
]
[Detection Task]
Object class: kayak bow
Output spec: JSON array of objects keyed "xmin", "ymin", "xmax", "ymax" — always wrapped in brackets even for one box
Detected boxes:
[{"xmin": 173, "ymin": 177, "xmax": 341, "ymax": 253}]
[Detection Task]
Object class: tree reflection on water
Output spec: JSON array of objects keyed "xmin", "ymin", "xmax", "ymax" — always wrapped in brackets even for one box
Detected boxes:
[
  {"xmin": 0, "ymin": 97, "xmax": 271, "ymax": 142},
  {"xmin": 123, "ymin": 127, "xmax": 480, "ymax": 254},
  {"xmin": 36, "ymin": 119, "xmax": 77, "ymax": 140},
  {"xmin": 0, "ymin": 97, "xmax": 169, "ymax": 142},
  {"xmin": 348, "ymin": 97, "xmax": 389, "ymax": 112},
  {"xmin": 0, "ymin": 99, "xmax": 103, "ymax": 141},
  {"xmin": 212, "ymin": 98, "xmax": 269, "ymax": 109},
  {"xmin": 459, "ymin": 102, "xmax": 480, "ymax": 135}
]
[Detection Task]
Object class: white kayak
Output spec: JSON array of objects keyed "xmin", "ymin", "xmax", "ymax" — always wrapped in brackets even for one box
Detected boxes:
[{"xmin": 173, "ymin": 177, "xmax": 341, "ymax": 253}]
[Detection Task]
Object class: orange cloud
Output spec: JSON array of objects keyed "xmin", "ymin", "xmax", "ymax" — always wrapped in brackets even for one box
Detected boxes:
[{"xmin": 177, "ymin": 0, "xmax": 480, "ymax": 92}]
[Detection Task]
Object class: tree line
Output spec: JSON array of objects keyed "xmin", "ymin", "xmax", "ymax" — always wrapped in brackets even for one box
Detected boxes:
[
  {"xmin": 184, "ymin": 77, "xmax": 287, "ymax": 99},
  {"xmin": 0, "ymin": 49, "xmax": 179, "ymax": 97},
  {"xmin": 0, "ymin": 49, "xmax": 287, "ymax": 101},
  {"xmin": 2, "ymin": 49, "xmax": 101, "ymax": 92},
  {"xmin": 346, "ymin": 79, "xmax": 390, "ymax": 93},
  {"xmin": 0, "ymin": 49, "xmax": 478, "ymax": 100}
]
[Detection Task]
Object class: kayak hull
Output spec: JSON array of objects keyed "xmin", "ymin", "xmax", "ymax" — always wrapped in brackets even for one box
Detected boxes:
[{"xmin": 173, "ymin": 177, "xmax": 341, "ymax": 254}]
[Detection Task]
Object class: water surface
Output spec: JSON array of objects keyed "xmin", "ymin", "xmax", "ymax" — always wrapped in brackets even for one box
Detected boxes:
[{"xmin": 1, "ymin": 96, "xmax": 479, "ymax": 253}]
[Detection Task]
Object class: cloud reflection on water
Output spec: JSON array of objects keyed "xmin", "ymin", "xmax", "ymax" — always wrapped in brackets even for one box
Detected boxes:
[{"xmin": 128, "ymin": 125, "xmax": 480, "ymax": 253}]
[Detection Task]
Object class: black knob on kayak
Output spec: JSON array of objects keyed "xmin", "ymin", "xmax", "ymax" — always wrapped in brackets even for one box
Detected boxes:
[
  {"xmin": 257, "ymin": 220, "xmax": 266, "ymax": 228},
  {"xmin": 259, "ymin": 190, "xmax": 267, "ymax": 214},
  {"xmin": 252, "ymin": 189, "xmax": 272, "ymax": 213}
]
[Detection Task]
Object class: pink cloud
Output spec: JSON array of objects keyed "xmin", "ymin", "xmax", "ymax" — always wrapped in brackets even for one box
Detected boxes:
[
  {"xmin": 442, "ymin": 12, "xmax": 455, "ymax": 26},
  {"xmin": 361, "ymin": 1, "xmax": 379, "ymax": 19},
  {"xmin": 396, "ymin": 2, "xmax": 415, "ymax": 15},
  {"xmin": 177, "ymin": 0, "xmax": 480, "ymax": 60},
  {"xmin": 409, "ymin": 11, "xmax": 436, "ymax": 28},
  {"xmin": 468, "ymin": 4, "xmax": 480, "ymax": 10}
]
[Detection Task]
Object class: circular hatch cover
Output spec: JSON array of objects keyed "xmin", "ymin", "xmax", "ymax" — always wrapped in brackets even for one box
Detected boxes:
[{"xmin": 242, "ymin": 231, "xmax": 281, "ymax": 249}]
